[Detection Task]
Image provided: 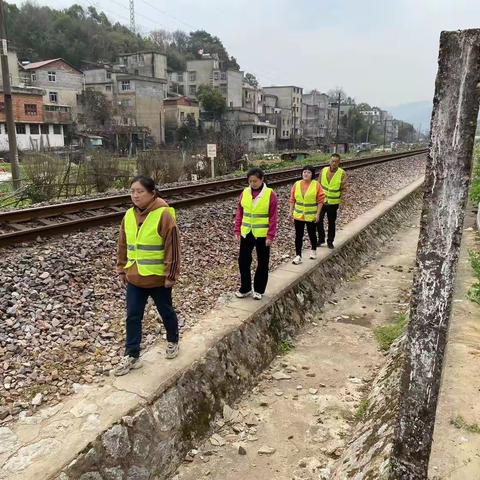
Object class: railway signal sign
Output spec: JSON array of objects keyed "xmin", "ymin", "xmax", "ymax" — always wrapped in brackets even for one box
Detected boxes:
[{"xmin": 207, "ymin": 144, "xmax": 217, "ymax": 178}]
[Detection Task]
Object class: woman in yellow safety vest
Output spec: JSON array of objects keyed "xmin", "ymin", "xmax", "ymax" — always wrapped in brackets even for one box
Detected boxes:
[
  {"xmin": 289, "ymin": 165, "xmax": 325, "ymax": 264},
  {"xmin": 114, "ymin": 175, "xmax": 180, "ymax": 376},
  {"xmin": 234, "ymin": 168, "xmax": 278, "ymax": 300}
]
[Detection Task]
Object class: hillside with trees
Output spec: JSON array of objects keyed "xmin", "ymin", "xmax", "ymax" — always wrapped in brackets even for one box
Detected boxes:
[{"xmin": 4, "ymin": 2, "xmax": 240, "ymax": 70}]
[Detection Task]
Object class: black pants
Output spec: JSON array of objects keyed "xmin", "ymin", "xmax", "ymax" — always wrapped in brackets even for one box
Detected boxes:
[
  {"xmin": 125, "ymin": 283, "xmax": 179, "ymax": 358},
  {"xmin": 238, "ymin": 232, "xmax": 270, "ymax": 294},
  {"xmin": 294, "ymin": 220, "xmax": 317, "ymax": 256},
  {"xmin": 317, "ymin": 204, "xmax": 339, "ymax": 244}
]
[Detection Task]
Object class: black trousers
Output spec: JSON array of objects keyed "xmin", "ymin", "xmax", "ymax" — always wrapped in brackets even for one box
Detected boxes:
[
  {"xmin": 238, "ymin": 232, "xmax": 270, "ymax": 294},
  {"xmin": 294, "ymin": 219, "xmax": 317, "ymax": 256},
  {"xmin": 125, "ymin": 283, "xmax": 179, "ymax": 358},
  {"xmin": 317, "ymin": 204, "xmax": 339, "ymax": 244}
]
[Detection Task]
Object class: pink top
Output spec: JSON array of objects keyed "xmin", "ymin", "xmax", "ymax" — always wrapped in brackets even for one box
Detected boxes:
[{"xmin": 234, "ymin": 186, "xmax": 278, "ymax": 242}]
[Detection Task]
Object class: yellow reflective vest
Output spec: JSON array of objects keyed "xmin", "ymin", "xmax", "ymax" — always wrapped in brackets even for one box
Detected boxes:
[
  {"xmin": 124, "ymin": 207, "xmax": 175, "ymax": 276},
  {"xmin": 240, "ymin": 186, "xmax": 272, "ymax": 238},
  {"xmin": 321, "ymin": 167, "xmax": 344, "ymax": 205},
  {"xmin": 293, "ymin": 180, "xmax": 319, "ymax": 222}
]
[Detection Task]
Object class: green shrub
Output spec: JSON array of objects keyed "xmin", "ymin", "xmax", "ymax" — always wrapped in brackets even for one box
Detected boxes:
[
  {"xmin": 467, "ymin": 251, "xmax": 480, "ymax": 304},
  {"xmin": 374, "ymin": 313, "xmax": 408, "ymax": 351},
  {"xmin": 278, "ymin": 339, "xmax": 295, "ymax": 354},
  {"xmin": 354, "ymin": 399, "xmax": 370, "ymax": 419},
  {"xmin": 470, "ymin": 145, "xmax": 480, "ymax": 203},
  {"xmin": 450, "ymin": 415, "xmax": 480, "ymax": 434}
]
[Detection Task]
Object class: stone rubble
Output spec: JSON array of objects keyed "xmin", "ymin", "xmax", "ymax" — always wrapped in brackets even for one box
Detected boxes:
[{"xmin": 0, "ymin": 157, "xmax": 425, "ymax": 422}]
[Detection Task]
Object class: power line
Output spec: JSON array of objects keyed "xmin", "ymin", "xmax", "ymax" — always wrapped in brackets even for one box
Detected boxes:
[{"xmin": 137, "ymin": 0, "xmax": 197, "ymax": 30}]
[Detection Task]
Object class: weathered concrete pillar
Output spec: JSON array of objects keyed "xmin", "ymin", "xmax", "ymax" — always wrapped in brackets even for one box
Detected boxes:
[{"xmin": 391, "ymin": 30, "xmax": 480, "ymax": 479}]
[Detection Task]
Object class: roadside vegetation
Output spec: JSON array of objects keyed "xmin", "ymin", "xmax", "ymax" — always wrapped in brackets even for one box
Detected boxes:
[
  {"xmin": 278, "ymin": 339, "xmax": 295, "ymax": 355},
  {"xmin": 354, "ymin": 398, "xmax": 370, "ymax": 420},
  {"xmin": 467, "ymin": 251, "xmax": 480, "ymax": 304},
  {"xmin": 470, "ymin": 145, "xmax": 480, "ymax": 204},
  {"xmin": 450, "ymin": 415, "xmax": 480, "ymax": 434},
  {"xmin": 467, "ymin": 145, "xmax": 480, "ymax": 304},
  {"xmin": 374, "ymin": 313, "xmax": 408, "ymax": 351}
]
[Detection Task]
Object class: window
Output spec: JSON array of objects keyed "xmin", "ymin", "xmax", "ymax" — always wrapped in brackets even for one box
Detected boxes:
[
  {"xmin": 53, "ymin": 125, "xmax": 62, "ymax": 135},
  {"xmin": 49, "ymin": 92, "xmax": 58, "ymax": 103},
  {"xmin": 41, "ymin": 124, "xmax": 49, "ymax": 134},
  {"xmin": 221, "ymin": 72, "xmax": 227, "ymax": 80},
  {"xmin": 180, "ymin": 111, "xmax": 185, "ymax": 121},
  {"xmin": 134, "ymin": 69, "xmax": 139, "ymax": 76},
  {"xmin": 105, "ymin": 85, "xmax": 112, "ymax": 92},
  {"xmin": 189, "ymin": 71, "xmax": 196, "ymax": 82},
  {"xmin": 189, "ymin": 85, "xmax": 196, "ymax": 96},
  {"xmin": 31, "ymin": 72, "xmax": 36, "ymax": 81},
  {"xmin": 0, "ymin": 101, "xmax": 4, "ymax": 111},
  {"xmin": 48, "ymin": 71, "xmax": 56, "ymax": 82},
  {"xmin": 121, "ymin": 80, "xmax": 131, "ymax": 91},
  {"xmin": 30, "ymin": 124, "xmax": 39, "ymax": 134},
  {"xmin": 213, "ymin": 72, "xmax": 219, "ymax": 81},
  {"xmin": 120, "ymin": 99, "xmax": 131, "ymax": 108},
  {"xmin": 106, "ymin": 71, "xmax": 112, "ymax": 80},
  {"xmin": 24, "ymin": 104, "xmax": 37, "ymax": 116},
  {"xmin": 177, "ymin": 73, "xmax": 183, "ymax": 82},
  {"xmin": 16, "ymin": 124, "xmax": 26, "ymax": 134}
]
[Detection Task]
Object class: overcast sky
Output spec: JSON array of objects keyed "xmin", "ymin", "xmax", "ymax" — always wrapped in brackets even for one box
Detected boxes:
[{"xmin": 12, "ymin": 0, "xmax": 480, "ymax": 107}]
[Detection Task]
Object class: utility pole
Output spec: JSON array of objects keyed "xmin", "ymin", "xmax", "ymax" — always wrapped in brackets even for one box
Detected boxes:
[
  {"xmin": 382, "ymin": 119, "xmax": 387, "ymax": 150},
  {"xmin": 0, "ymin": 0, "xmax": 21, "ymax": 190},
  {"xmin": 334, "ymin": 92, "xmax": 341, "ymax": 153}
]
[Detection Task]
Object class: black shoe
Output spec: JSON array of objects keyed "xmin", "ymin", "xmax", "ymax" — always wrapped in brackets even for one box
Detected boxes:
[{"xmin": 327, "ymin": 242, "xmax": 334, "ymax": 249}]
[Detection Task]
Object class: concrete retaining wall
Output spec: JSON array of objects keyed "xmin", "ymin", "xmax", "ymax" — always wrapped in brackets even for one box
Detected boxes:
[{"xmin": 51, "ymin": 179, "xmax": 424, "ymax": 480}]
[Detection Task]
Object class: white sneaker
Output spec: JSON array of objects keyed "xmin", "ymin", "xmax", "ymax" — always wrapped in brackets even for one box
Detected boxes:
[
  {"xmin": 235, "ymin": 290, "xmax": 252, "ymax": 298},
  {"xmin": 309, "ymin": 250, "xmax": 317, "ymax": 259},
  {"xmin": 166, "ymin": 342, "xmax": 179, "ymax": 359},
  {"xmin": 252, "ymin": 292, "xmax": 263, "ymax": 300},
  {"xmin": 292, "ymin": 255, "xmax": 302, "ymax": 265},
  {"xmin": 113, "ymin": 356, "xmax": 142, "ymax": 376}
]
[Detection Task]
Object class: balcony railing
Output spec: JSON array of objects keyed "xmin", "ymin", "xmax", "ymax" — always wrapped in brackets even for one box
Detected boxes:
[{"xmin": 44, "ymin": 111, "xmax": 73, "ymax": 124}]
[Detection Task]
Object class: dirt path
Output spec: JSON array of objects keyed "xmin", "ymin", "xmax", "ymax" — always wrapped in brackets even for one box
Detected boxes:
[{"xmin": 172, "ymin": 217, "xmax": 421, "ymax": 480}]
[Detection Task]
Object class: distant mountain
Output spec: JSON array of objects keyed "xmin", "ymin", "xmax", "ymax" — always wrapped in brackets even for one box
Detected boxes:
[{"xmin": 386, "ymin": 101, "xmax": 432, "ymax": 132}]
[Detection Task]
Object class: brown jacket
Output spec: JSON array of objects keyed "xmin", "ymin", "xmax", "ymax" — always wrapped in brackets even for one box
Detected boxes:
[{"xmin": 116, "ymin": 197, "xmax": 180, "ymax": 288}]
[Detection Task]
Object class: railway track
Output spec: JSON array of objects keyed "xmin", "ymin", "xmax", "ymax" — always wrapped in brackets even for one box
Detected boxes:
[{"xmin": 0, "ymin": 149, "xmax": 428, "ymax": 247}]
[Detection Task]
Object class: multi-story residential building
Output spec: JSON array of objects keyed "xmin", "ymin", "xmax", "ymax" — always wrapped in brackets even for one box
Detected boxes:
[
  {"xmin": 327, "ymin": 98, "xmax": 356, "ymax": 146},
  {"xmin": 20, "ymin": 58, "xmax": 84, "ymax": 126},
  {"xmin": 224, "ymin": 108, "xmax": 276, "ymax": 153},
  {"xmin": 302, "ymin": 90, "xmax": 329, "ymax": 147},
  {"xmin": 83, "ymin": 52, "xmax": 167, "ymax": 143},
  {"xmin": 168, "ymin": 55, "xmax": 243, "ymax": 109},
  {"xmin": 242, "ymin": 82, "xmax": 264, "ymax": 115},
  {"xmin": 117, "ymin": 51, "xmax": 167, "ymax": 80},
  {"xmin": 163, "ymin": 96, "xmax": 200, "ymax": 142},
  {"xmin": 263, "ymin": 86, "xmax": 303, "ymax": 146},
  {"xmin": 0, "ymin": 86, "xmax": 65, "ymax": 150},
  {"xmin": 167, "ymin": 71, "xmax": 186, "ymax": 96}
]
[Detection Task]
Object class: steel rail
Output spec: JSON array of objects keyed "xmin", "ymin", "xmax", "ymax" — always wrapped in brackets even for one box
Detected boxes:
[{"xmin": 0, "ymin": 149, "xmax": 428, "ymax": 247}]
